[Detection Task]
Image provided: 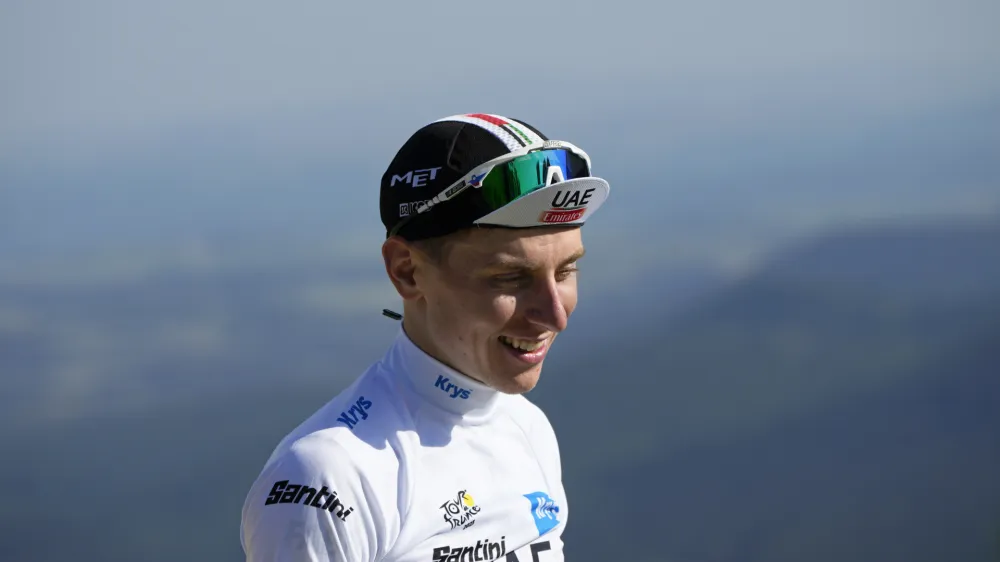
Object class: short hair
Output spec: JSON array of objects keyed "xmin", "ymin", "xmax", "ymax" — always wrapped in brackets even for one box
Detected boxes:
[
  {"xmin": 408, "ymin": 225, "xmax": 580, "ymax": 265},
  {"xmin": 407, "ymin": 226, "xmax": 507, "ymax": 265},
  {"xmin": 410, "ymin": 235, "xmax": 454, "ymax": 265}
]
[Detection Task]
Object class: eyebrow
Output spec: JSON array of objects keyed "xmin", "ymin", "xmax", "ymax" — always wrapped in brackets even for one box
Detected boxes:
[{"xmin": 484, "ymin": 247, "xmax": 586, "ymax": 270}]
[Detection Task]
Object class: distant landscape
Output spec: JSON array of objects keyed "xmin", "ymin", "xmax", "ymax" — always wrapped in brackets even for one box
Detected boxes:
[
  {"xmin": 536, "ymin": 219, "xmax": 1000, "ymax": 561},
  {"xmin": 4, "ymin": 2, "xmax": 1000, "ymax": 560},
  {"xmin": 2, "ymin": 216, "xmax": 998, "ymax": 562}
]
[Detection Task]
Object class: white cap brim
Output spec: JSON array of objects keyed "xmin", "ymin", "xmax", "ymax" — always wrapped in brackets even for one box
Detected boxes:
[{"xmin": 472, "ymin": 177, "xmax": 611, "ymax": 228}]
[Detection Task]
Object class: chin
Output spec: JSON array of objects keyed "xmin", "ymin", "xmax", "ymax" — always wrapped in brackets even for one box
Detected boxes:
[{"xmin": 490, "ymin": 366, "xmax": 543, "ymax": 395}]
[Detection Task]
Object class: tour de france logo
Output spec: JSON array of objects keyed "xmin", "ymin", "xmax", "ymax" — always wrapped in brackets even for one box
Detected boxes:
[{"xmin": 440, "ymin": 490, "xmax": 481, "ymax": 530}]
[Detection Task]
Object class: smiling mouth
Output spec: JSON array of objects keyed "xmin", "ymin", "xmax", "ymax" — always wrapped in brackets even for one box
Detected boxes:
[{"xmin": 498, "ymin": 335, "xmax": 546, "ymax": 352}]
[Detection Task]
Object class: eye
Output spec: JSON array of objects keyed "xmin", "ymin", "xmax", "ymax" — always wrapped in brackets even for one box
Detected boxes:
[
  {"xmin": 492, "ymin": 273, "xmax": 526, "ymax": 284},
  {"xmin": 556, "ymin": 266, "xmax": 579, "ymax": 281}
]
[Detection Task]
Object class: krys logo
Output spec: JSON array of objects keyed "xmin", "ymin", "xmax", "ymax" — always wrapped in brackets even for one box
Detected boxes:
[
  {"xmin": 434, "ymin": 375, "xmax": 471, "ymax": 399},
  {"xmin": 539, "ymin": 188, "xmax": 595, "ymax": 224},
  {"xmin": 336, "ymin": 396, "xmax": 373, "ymax": 430},
  {"xmin": 440, "ymin": 490, "xmax": 481, "ymax": 530}
]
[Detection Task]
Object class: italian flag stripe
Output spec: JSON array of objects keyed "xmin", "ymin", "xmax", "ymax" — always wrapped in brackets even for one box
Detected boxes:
[
  {"xmin": 504, "ymin": 123, "xmax": 533, "ymax": 145},
  {"xmin": 434, "ymin": 113, "xmax": 546, "ymax": 152},
  {"xmin": 466, "ymin": 113, "xmax": 508, "ymax": 127}
]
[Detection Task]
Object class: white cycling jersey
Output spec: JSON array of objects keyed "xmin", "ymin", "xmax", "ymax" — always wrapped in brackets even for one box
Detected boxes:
[{"xmin": 241, "ymin": 327, "xmax": 568, "ymax": 562}]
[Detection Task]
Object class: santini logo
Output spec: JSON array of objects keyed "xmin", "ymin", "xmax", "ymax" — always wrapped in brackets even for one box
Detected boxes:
[
  {"xmin": 391, "ymin": 167, "xmax": 442, "ymax": 188},
  {"xmin": 431, "ymin": 536, "xmax": 506, "ymax": 562},
  {"xmin": 264, "ymin": 480, "xmax": 355, "ymax": 522},
  {"xmin": 337, "ymin": 396, "xmax": 373, "ymax": 430},
  {"xmin": 539, "ymin": 188, "xmax": 595, "ymax": 224},
  {"xmin": 434, "ymin": 375, "xmax": 471, "ymax": 399}
]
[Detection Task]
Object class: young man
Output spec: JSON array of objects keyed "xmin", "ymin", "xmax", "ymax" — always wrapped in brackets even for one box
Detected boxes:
[{"xmin": 241, "ymin": 113, "xmax": 611, "ymax": 561}]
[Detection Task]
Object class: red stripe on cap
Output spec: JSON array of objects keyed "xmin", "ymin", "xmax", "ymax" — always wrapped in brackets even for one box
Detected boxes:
[{"xmin": 466, "ymin": 113, "xmax": 509, "ymax": 127}]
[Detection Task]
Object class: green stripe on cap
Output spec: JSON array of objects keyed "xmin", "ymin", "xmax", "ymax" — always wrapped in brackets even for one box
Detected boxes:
[{"xmin": 505, "ymin": 123, "xmax": 534, "ymax": 145}]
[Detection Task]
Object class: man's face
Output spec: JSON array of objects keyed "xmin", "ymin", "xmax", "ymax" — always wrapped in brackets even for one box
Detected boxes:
[{"xmin": 409, "ymin": 227, "xmax": 584, "ymax": 394}]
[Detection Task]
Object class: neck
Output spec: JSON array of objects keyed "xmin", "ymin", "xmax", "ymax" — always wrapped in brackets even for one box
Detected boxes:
[
  {"xmin": 400, "ymin": 307, "xmax": 489, "ymax": 388},
  {"xmin": 388, "ymin": 327, "xmax": 501, "ymax": 421}
]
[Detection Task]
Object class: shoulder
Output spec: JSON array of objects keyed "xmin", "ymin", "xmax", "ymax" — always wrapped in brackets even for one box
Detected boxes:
[
  {"xmin": 241, "ymin": 368, "xmax": 413, "ymax": 561},
  {"xmin": 504, "ymin": 393, "xmax": 557, "ymax": 436},
  {"xmin": 241, "ymin": 436, "xmax": 389, "ymax": 561},
  {"xmin": 503, "ymin": 394, "xmax": 562, "ymax": 465},
  {"xmin": 269, "ymin": 361, "xmax": 416, "ymax": 464}
]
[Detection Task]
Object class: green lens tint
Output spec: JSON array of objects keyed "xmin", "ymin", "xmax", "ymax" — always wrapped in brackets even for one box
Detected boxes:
[{"xmin": 480, "ymin": 149, "xmax": 573, "ymax": 210}]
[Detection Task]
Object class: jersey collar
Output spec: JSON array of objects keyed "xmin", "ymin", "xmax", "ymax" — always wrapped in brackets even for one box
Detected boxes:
[{"xmin": 388, "ymin": 327, "xmax": 501, "ymax": 421}]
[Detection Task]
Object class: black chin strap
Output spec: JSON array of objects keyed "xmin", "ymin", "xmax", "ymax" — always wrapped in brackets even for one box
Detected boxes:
[{"xmin": 382, "ymin": 309, "xmax": 403, "ymax": 321}]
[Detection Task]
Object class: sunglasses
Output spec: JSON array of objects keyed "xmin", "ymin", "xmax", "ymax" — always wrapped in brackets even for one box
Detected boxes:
[{"xmin": 388, "ymin": 140, "xmax": 594, "ymax": 238}]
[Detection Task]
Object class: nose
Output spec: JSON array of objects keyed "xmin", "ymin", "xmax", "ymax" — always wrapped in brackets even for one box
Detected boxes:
[{"xmin": 524, "ymin": 275, "xmax": 570, "ymax": 333}]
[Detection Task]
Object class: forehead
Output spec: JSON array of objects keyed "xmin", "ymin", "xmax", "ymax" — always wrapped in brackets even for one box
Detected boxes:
[{"xmin": 448, "ymin": 227, "xmax": 584, "ymax": 266}]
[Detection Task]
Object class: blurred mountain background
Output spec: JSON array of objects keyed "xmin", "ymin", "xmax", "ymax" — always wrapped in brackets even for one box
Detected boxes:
[{"xmin": 2, "ymin": 1, "xmax": 999, "ymax": 561}]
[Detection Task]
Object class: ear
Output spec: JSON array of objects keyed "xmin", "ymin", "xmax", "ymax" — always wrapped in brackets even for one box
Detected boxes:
[{"xmin": 382, "ymin": 237, "xmax": 422, "ymax": 301}]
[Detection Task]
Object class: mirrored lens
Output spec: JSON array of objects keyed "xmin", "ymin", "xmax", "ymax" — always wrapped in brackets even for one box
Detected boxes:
[{"xmin": 480, "ymin": 149, "xmax": 583, "ymax": 211}]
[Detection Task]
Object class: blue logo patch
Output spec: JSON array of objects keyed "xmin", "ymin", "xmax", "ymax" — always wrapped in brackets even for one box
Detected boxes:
[
  {"xmin": 523, "ymin": 491, "xmax": 560, "ymax": 536},
  {"xmin": 468, "ymin": 172, "xmax": 487, "ymax": 187}
]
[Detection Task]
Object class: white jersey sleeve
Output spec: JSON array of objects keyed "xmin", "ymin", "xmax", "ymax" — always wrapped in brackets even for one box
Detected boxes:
[{"xmin": 241, "ymin": 432, "xmax": 398, "ymax": 562}]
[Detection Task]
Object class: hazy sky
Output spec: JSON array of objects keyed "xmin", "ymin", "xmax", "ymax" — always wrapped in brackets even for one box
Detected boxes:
[
  {"xmin": 2, "ymin": 0, "xmax": 999, "ymax": 421},
  {"xmin": 2, "ymin": 0, "xmax": 999, "ymax": 273},
  {"xmin": 3, "ymin": 0, "xmax": 999, "ymax": 151}
]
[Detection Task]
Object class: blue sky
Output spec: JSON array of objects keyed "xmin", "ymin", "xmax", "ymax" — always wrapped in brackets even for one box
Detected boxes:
[
  {"xmin": 3, "ymin": 0, "xmax": 998, "ymax": 147},
  {"xmin": 2, "ymin": 0, "xmax": 999, "ymax": 271}
]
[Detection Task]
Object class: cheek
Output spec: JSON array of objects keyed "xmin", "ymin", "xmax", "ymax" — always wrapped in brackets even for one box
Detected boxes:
[
  {"xmin": 560, "ymin": 280, "xmax": 579, "ymax": 316},
  {"xmin": 430, "ymin": 285, "xmax": 513, "ymax": 336},
  {"xmin": 454, "ymin": 292, "xmax": 518, "ymax": 343},
  {"xmin": 489, "ymin": 294, "xmax": 519, "ymax": 323},
  {"xmin": 466, "ymin": 291, "xmax": 517, "ymax": 330}
]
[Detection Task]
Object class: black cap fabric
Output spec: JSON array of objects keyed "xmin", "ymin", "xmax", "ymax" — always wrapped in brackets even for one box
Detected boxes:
[{"xmin": 379, "ymin": 115, "xmax": 550, "ymax": 241}]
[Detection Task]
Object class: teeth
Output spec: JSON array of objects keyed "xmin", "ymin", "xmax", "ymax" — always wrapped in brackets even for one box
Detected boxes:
[{"xmin": 500, "ymin": 336, "xmax": 545, "ymax": 352}]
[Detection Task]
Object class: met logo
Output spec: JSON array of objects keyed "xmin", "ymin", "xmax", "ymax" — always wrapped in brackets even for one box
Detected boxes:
[
  {"xmin": 390, "ymin": 167, "xmax": 442, "ymax": 188},
  {"xmin": 434, "ymin": 375, "xmax": 472, "ymax": 399},
  {"xmin": 523, "ymin": 492, "xmax": 560, "ymax": 536}
]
